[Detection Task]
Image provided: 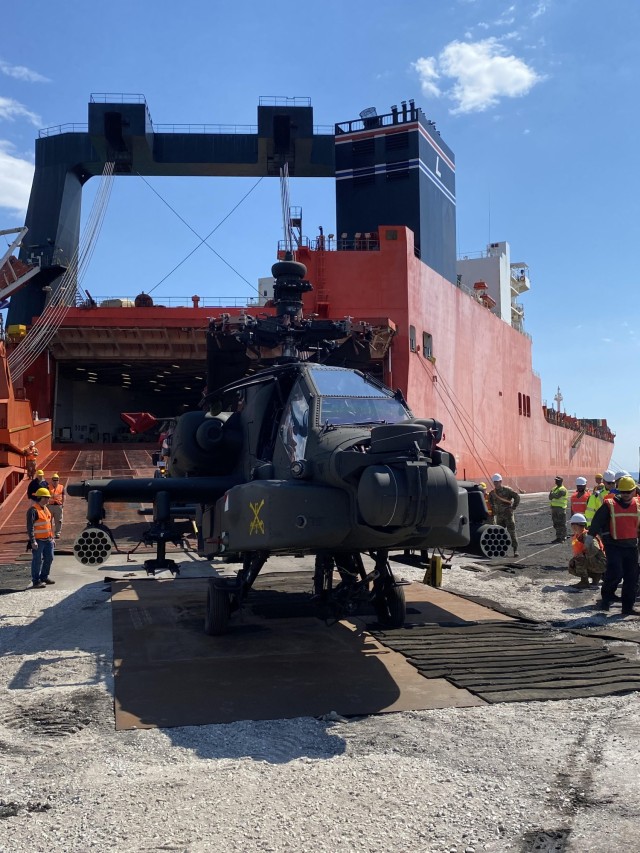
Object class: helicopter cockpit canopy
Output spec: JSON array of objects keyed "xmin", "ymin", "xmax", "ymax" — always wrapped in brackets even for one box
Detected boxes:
[{"xmin": 306, "ymin": 365, "xmax": 411, "ymax": 427}]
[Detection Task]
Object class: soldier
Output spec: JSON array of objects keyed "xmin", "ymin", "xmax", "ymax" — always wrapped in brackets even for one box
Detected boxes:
[
  {"xmin": 487, "ymin": 473, "xmax": 520, "ymax": 557},
  {"xmin": 567, "ymin": 512, "xmax": 605, "ymax": 588},
  {"xmin": 549, "ymin": 475, "xmax": 568, "ymax": 543}
]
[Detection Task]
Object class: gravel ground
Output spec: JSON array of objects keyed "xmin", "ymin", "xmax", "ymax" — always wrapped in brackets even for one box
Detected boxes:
[{"xmin": 2, "ymin": 494, "xmax": 640, "ymax": 852}]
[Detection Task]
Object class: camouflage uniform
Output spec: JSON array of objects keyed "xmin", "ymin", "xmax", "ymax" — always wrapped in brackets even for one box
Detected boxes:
[
  {"xmin": 488, "ymin": 485, "xmax": 521, "ymax": 552},
  {"xmin": 568, "ymin": 550, "xmax": 606, "ymax": 583}
]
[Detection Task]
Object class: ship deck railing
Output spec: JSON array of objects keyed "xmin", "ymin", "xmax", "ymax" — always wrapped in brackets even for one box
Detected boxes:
[
  {"xmin": 72, "ymin": 295, "xmax": 264, "ymax": 309},
  {"xmin": 39, "ymin": 121, "xmax": 334, "ymax": 138},
  {"xmin": 543, "ymin": 408, "xmax": 615, "ymax": 443}
]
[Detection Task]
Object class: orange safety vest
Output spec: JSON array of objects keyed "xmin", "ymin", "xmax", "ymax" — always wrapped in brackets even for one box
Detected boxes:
[
  {"xmin": 24, "ymin": 446, "xmax": 38, "ymax": 461},
  {"xmin": 49, "ymin": 484, "xmax": 64, "ymax": 505},
  {"xmin": 604, "ymin": 495, "xmax": 640, "ymax": 540},
  {"xmin": 33, "ymin": 504, "xmax": 54, "ymax": 540},
  {"xmin": 570, "ymin": 489, "xmax": 590, "ymax": 515},
  {"xmin": 571, "ymin": 530, "xmax": 604, "ymax": 557}
]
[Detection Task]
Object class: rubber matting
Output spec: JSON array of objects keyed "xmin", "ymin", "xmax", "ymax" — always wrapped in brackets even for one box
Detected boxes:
[
  {"xmin": 110, "ymin": 573, "xmax": 483, "ymax": 729},
  {"xmin": 371, "ymin": 620, "xmax": 640, "ymax": 703}
]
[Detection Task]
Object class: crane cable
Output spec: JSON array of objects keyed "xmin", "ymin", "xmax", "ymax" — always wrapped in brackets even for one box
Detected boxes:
[
  {"xmin": 136, "ymin": 172, "xmax": 263, "ymax": 296},
  {"xmin": 416, "ymin": 355, "xmax": 508, "ymax": 482},
  {"xmin": 8, "ymin": 162, "xmax": 115, "ymax": 381}
]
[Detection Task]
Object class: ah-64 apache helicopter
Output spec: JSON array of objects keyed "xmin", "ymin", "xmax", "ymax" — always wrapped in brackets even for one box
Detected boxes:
[{"xmin": 68, "ymin": 253, "xmax": 496, "ymax": 635}]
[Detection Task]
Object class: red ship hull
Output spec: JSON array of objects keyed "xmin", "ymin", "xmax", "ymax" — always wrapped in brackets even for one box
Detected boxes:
[{"xmin": 297, "ymin": 228, "xmax": 613, "ymax": 492}]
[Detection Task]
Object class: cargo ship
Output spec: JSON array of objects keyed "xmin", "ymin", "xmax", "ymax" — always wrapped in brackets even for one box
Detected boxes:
[{"xmin": 3, "ymin": 95, "xmax": 613, "ymax": 494}]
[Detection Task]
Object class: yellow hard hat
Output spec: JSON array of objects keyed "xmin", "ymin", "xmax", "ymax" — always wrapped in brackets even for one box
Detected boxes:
[
  {"xmin": 51, "ymin": 473, "xmax": 60, "ymax": 479},
  {"xmin": 478, "ymin": 482, "xmax": 487, "ymax": 490},
  {"xmin": 34, "ymin": 487, "xmax": 51, "ymax": 498},
  {"xmin": 595, "ymin": 473, "xmax": 603, "ymax": 478},
  {"xmin": 617, "ymin": 476, "xmax": 637, "ymax": 492},
  {"xmin": 36, "ymin": 469, "xmax": 44, "ymax": 476}
]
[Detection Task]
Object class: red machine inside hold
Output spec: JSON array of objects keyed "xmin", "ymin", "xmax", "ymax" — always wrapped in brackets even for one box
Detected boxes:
[{"xmin": 120, "ymin": 412, "xmax": 158, "ymax": 434}]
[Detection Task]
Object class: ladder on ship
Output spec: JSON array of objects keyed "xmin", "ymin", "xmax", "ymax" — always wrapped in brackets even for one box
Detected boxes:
[{"xmin": 571, "ymin": 428, "xmax": 586, "ymax": 449}]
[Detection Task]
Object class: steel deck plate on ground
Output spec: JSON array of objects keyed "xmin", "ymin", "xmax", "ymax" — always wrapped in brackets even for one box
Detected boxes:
[{"xmin": 110, "ymin": 574, "xmax": 484, "ymax": 730}]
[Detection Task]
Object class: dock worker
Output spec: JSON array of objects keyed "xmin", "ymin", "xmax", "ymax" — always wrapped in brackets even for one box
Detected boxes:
[
  {"xmin": 587, "ymin": 476, "xmax": 640, "ymax": 616},
  {"xmin": 26, "ymin": 487, "xmax": 55, "ymax": 589},
  {"xmin": 592, "ymin": 473, "xmax": 605, "ymax": 496},
  {"xmin": 487, "ymin": 473, "xmax": 520, "ymax": 557},
  {"xmin": 614, "ymin": 471, "xmax": 630, "ymax": 492},
  {"xmin": 570, "ymin": 477, "xmax": 590, "ymax": 516},
  {"xmin": 23, "ymin": 440, "xmax": 39, "ymax": 479},
  {"xmin": 478, "ymin": 482, "xmax": 492, "ymax": 522},
  {"xmin": 48, "ymin": 473, "xmax": 65, "ymax": 539},
  {"xmin": 567, "ymin": 512, "xmax": 605, "ymax": 589},
  {"xmin": 549, "ymin": 476, "xmax": 569, "ymax": 543},
  {"xmin": 27, "ymin": 469, "xmax": 48, "ymax": 501},
  {"xmin": 585, "ymin": 483, "xmax": 606, "ymax": 527},
  {"xmin": 602, "ymin": 470, "xmax": 617, "ymax": 498}
]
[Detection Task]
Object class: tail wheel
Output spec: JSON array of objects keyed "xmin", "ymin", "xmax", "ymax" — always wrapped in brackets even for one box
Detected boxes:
[
  {"xmin": 204, "ymin": 581, "xmax": 231, "ymax": 636},
  {"xmin": 375, "ymin": 583, "xmax": 406, "ymax": 628}
]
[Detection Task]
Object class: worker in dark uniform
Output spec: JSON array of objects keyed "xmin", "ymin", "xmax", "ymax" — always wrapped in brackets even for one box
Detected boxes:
[
  {"xmin": 586, "ymin": 476, "xmax": 640, "ymax": 615},
  {"xmin": 27, "ymin": 469, "xmax": 48, "ymax": 500}
]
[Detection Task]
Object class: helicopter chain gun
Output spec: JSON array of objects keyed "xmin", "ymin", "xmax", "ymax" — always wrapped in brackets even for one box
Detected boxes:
[{"xmin": 68, "ymin": 255, "xmax": 473, "ymax": 634}]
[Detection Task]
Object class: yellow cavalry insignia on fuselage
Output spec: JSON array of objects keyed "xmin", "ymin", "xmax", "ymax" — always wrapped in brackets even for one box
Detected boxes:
[{"xmin": 249, "ymin": 499, "xmax": 265, "ymax": 535}]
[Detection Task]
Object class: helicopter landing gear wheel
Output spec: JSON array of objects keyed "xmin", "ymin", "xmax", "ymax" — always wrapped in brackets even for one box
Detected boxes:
[
  {"xmin": 372, "ymin": 551, "xmax": 406, "ymax": 628},
  {"xmin": 204, "ymin": 580, "xmax": 231, "ymax": 636},
  {"xmin": 374, "ymin": 583, "xmax": 406, "ymax": 628}
]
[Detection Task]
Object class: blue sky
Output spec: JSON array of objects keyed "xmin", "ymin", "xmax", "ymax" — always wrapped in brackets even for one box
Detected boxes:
[{"xmin": 1, "ymin": 0, "xmax": 639, "ymax": 471}]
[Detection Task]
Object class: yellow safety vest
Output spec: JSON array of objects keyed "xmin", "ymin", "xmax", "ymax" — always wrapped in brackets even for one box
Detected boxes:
[
  {"xmin": 550, "ymin": 486, "xmax": 568, "ymax": 509},
  {"xmin": 584, "ymin": 490, "xmax": 604, "ymax": 523}
]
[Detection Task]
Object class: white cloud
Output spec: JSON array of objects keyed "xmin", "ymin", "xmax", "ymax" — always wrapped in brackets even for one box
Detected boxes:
[
  {"xmin": 0, "ymin": 59, "xmax": 49, "ymax": 83},
  {"xmin": 494, "ymin": 4, "xmax": 516, "ymax": 26},
  {"xmin": 412, "ymin": 57, "xmax": 441, "ymax": 98},
  {"xmin": 532, "ymin": 1, "xmax": 548, "ymax": 19},
  {"xmin": 0, "ymin": 96, "xmax": 41, "ymax": 126},
  {"xmin": 414, "ymin": 38, "xmax": 542, "ymax": 114},
  {"xmin": 0, "ymin": 141, "xmax": 34, "ymax": 216}
]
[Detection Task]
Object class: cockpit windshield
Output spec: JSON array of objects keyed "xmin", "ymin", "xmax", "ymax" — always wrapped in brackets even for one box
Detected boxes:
[{"xmin": 308, "ymin": 367, "xmax": 410, "ymax": 426}]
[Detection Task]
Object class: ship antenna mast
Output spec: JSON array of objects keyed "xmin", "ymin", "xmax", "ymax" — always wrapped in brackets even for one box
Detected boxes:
[{"xmin": 554, "ymin": 386, "xmax": 564, "ymax": 413}]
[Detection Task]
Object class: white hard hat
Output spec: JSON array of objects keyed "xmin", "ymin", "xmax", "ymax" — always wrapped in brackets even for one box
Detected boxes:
[
  {"xmin": 570, "ymin": 513, "xmax": 587, "ymax": 525},
  {"xmin": 575, "ymin": 477, "xmax": 587, "ymax": 486},
  {"xmin": 29, "ymin": 440, "xmax": 35, "ymax": 446},
  {"xmin": 491, "ymin": 473, "xmax": 503, "ymax": 482},
  {"xmin": 614, "ymin": 470, "xmax": 629, "ymax": 480},
  {"xmin": 603, "ymin": 469, "xmax": 616, "ymax": 482}
]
